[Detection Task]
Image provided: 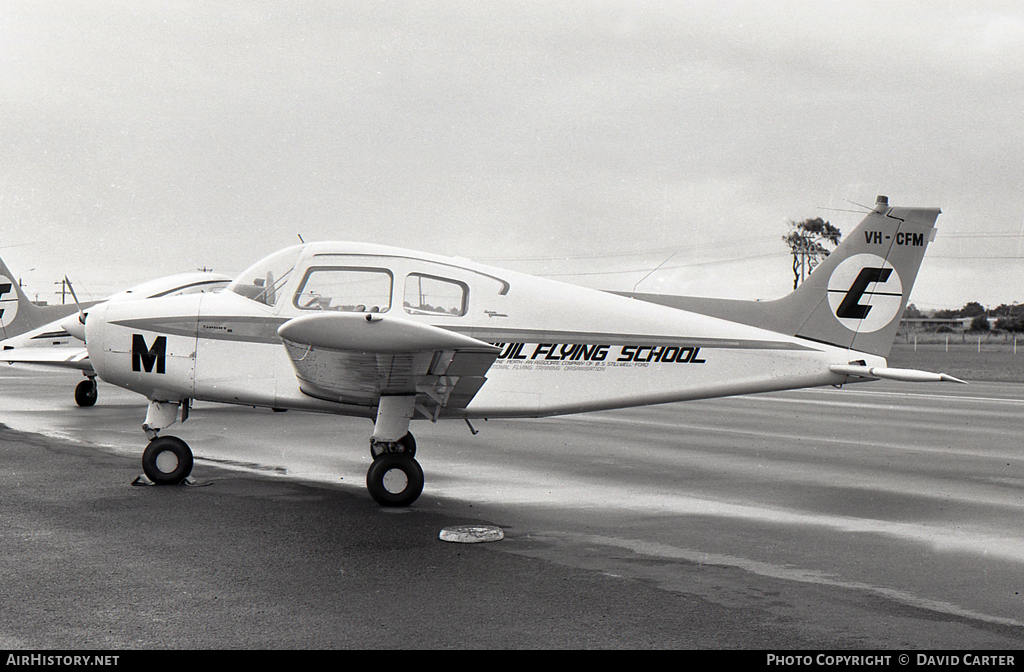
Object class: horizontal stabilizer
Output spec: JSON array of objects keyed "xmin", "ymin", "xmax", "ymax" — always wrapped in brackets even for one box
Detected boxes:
[{"xmin": 829, "ymin": 364, "xmax": 966, "ymax": 384}]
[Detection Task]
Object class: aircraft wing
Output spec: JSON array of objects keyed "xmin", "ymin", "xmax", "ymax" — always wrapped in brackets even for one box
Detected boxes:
[
  {"xmin": 277, "ymin": 313, "xmax": 500, "ymax": 418},
  {"xmin": 0, "ymin": 346, "xmax": 93, "ymax": 372}
]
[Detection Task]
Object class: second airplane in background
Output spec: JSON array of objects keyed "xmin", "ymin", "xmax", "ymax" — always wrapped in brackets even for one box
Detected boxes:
[{"xmin": 0, "ymin": 268, "xmax": 230, "ymax": 406}]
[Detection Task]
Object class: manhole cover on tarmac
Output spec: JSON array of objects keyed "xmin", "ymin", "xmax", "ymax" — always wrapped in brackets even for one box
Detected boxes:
[{"xmin": 439, "ymin": 525, "xmax": 505, "ymax": 544}]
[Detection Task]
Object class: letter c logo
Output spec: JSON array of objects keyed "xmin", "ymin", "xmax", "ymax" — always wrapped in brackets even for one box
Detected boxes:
[
  {"xmin": 0, "ymin": 275, "xmax": 18, "ymax": 328},
  {"xmin": 827, "ymin": 254, "xmax": 903, "ymax": 333}
]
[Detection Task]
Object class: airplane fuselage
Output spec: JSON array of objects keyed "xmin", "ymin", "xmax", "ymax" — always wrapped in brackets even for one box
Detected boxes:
[{"xmin": 83, "ymin": 243, "xmax": 881, "ymax": 421}]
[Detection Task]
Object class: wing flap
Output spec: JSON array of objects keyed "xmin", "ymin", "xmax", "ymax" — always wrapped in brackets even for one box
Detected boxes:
[{"xmin": 278, "ymin": 313, "xmax": 499, "ymax": 411}]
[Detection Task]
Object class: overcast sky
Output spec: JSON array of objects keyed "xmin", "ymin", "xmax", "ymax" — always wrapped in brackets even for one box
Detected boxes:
[{"xmin": 2, "ymin": 0, "xmax": 1022, "ymax": 310}]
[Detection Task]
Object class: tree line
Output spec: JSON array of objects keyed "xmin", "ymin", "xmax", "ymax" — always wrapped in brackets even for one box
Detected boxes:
[{"xmin": 906, "ymin": 302, "xmax": 1024, "ymax": 333}]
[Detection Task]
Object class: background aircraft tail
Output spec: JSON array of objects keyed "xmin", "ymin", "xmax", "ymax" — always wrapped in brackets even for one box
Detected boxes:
[
  {"xmin": 624, "ymin": 196, "xmax": 941, "ymax": 358},
  {"xmin": 0, "ymin": 256, "xmax": 79, "ymax": 341}
]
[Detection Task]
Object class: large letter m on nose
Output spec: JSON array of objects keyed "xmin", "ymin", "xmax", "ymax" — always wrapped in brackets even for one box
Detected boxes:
[{"xmin": 132, "ymin": 334, "xmax": 167, "ymax": 374}]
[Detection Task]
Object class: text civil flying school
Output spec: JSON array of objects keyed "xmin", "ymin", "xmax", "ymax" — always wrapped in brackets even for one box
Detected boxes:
[{"xmin": 493, "ymin": 343, "xmax": 706, "ymax": 364}]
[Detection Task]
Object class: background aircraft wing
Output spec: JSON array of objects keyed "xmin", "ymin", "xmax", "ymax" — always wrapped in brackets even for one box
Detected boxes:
[
  {"xmin": 277, "ymin": 313, "xmax": 499, "ymax": 418},
  {"xmin": 0, "ymin": 346, "xmax": 92, "ymax": 371}
]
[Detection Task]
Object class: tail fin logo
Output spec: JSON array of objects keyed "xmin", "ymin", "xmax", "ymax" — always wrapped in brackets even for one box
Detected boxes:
[
  {"xmin": 0, "ymin": 275, "xmax": 19, "ymax": 328},
  {"xmin": 826, "ymin": 254, "xmax": 903, "ymax": 333}
]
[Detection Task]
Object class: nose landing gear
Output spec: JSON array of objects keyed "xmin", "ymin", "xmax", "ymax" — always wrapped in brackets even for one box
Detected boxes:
[
  {"xmin": 142, "ymin": 435, "xmax": 194, "ymax": 485},
  {"xmin": 74, "ymin": 376, "xmax": 98, "ymax": 407},
  {"xmin": 136, "ymin": 399, "xmax": 194, "ymax": 486}
]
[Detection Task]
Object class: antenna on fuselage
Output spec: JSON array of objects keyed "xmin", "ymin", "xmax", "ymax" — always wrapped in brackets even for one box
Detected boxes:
[
  {"xmin": 630, "ymin": 252, "xmax": 676, "ymax": 296},
  {"xmin": 297, "ymin": 234, "xmax": 305, "ymax": 243}
]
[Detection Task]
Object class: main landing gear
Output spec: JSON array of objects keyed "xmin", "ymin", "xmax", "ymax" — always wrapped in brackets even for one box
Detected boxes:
[
  {"xmin": 365, "ymin": 395, "xmax": 423, "ymax": 507},
  {"xmin": 366, "ymin": 433, "xmax": 423, "ymax": 507}
]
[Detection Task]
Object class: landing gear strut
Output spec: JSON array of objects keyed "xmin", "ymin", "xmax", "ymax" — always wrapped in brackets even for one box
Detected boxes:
[
  {"xmin": 366, "ymin": 395, "xmax": 423, "ymax": 506},
  {"xmin": 370, "ymin": 432, "xmax": 416, "ymax": 459}
]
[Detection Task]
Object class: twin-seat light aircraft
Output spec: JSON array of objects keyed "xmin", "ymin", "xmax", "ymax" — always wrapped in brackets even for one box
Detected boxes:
[{"xmin": 5, "ymin": 196, "xmax": 961, "ymax": 506}]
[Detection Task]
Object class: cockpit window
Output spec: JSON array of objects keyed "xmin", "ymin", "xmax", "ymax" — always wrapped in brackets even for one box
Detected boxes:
[
  {"xmin": 404, "ymin": 274, "xmax": 468, "ymax": 316},
  {"xmin": 227, "ymin": 245, "xmax": 303, "ymax": 307},
  {"xmin": 294, "ymin": 267, "xmax": 393, "ymax": 313}
]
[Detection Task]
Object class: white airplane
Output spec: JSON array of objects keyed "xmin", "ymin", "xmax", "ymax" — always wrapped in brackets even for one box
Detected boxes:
[
  {"xmin": 50, "ymin": 195, "xmax": 958, "ymax": 506},
  {"xmin": 0, "ymin": 271, "xmax": 231, "ymax": 406}
]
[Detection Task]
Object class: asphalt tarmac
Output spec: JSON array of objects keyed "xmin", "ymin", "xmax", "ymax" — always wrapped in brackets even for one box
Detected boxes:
[{"xmin": 1, "ymin": 368, "xmax": 1023, "ymax": 650}]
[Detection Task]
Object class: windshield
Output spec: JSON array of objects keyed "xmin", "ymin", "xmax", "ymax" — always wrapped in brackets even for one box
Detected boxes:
[{"xmin": 227, "ymin": 245, "xmax": 304, "ymax": 307}]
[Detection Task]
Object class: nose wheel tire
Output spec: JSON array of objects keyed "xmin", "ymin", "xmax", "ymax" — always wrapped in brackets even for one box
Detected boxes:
[
  {"xmin": 142, "ymin": 436, "xmax": 194, "ymax": 485},
  {"xmin": 75, "ymin": 379, "xmax": 98, "ymax": 407},
  {"xmin": 366, "ymin": 453, "xmax": 424, "ymax": 507}
]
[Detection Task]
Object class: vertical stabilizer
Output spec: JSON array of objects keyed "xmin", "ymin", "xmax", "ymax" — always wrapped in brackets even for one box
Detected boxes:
[
  {"xmin": 779, "ymin": 195, "xmax": 940, "ymax": 357},
  {"xmin": 0, "ymin": 256, "xmax": 79, "ymax": 341},
  {"xmin": 620, "ymin": 196, "xmax": 940, "ymax": 359}
]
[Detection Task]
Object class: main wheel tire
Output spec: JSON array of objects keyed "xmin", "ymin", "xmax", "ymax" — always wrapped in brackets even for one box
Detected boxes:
[
  {"xmin": 75, "ymin": 380, "xmax": 98, "ymax": 407},
  {"xmin": 142, "ymin": 436, "xmax": 194, "ymax": 485},
  {"xmin": 366, "ymin": 454, "xmax": 424, "ymax": 507}
]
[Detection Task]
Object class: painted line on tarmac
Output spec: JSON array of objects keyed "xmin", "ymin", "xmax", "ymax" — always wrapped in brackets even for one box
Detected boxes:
[
  {"xmin": 793, "ymin": 386, "xmax": 1024, "ymax": 406},
  {"xmin": 538, "ymin": 532, "xmax": 1024, "ymax": 630},
  {"xmin": 565, "ymin": 412, "xmax": 1024, "ymax": 462}
]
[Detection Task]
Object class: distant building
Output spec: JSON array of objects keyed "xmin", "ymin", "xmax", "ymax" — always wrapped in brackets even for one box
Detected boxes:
[
  {"xmin": 899, "ymin": 317, "xmax": 975, "ymax": 331},
  {"xmin": 899, "ymin": 316, "xmax": 1003, "ymax": 331}
]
